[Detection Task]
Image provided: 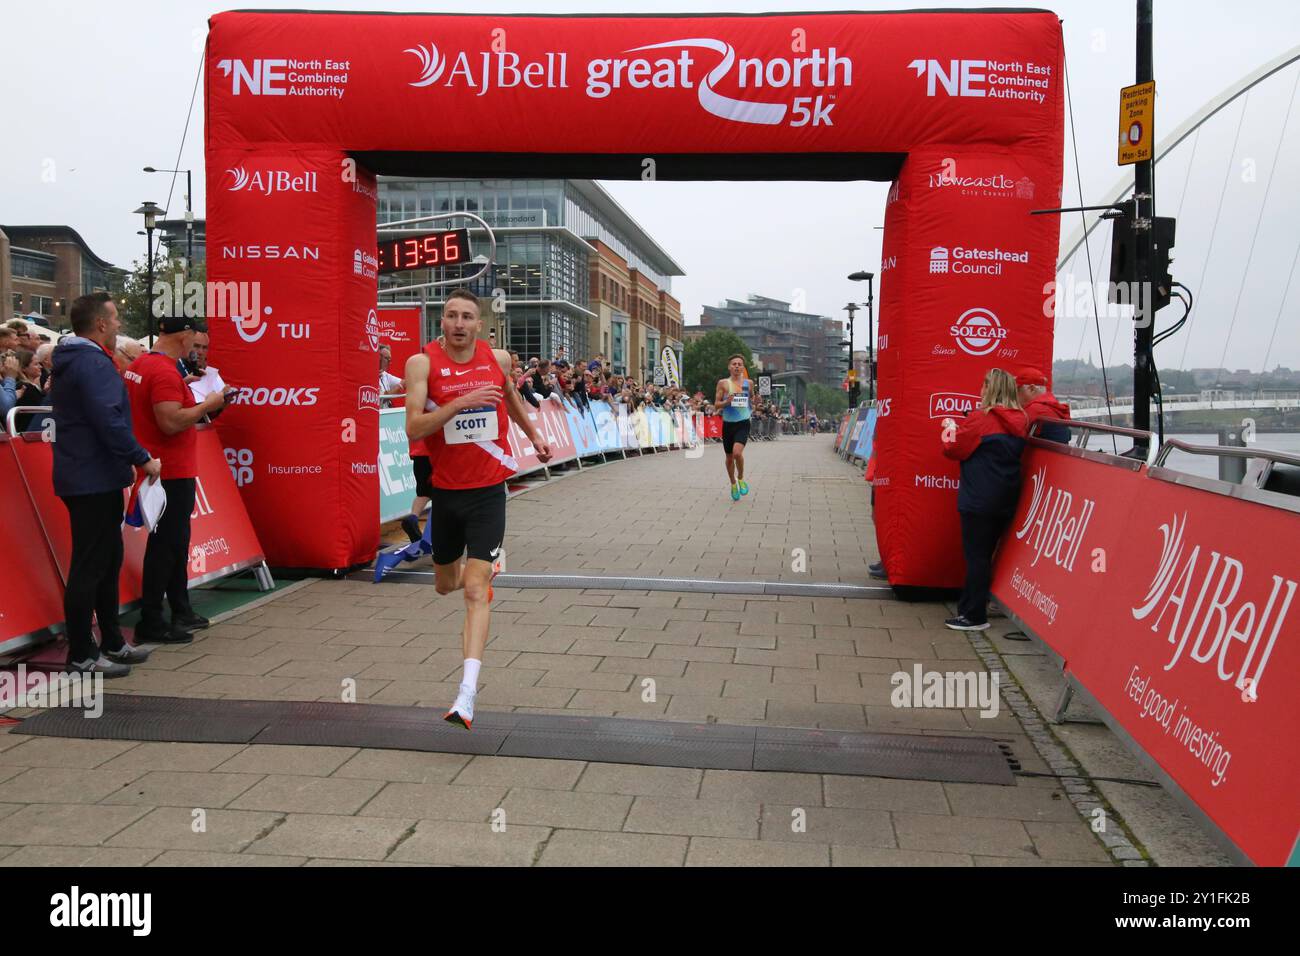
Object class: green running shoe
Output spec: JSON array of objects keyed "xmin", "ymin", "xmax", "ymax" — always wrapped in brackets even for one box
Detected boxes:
[
  {"xmin": 738, "ymin": 479, "xmax": 749, "ymax": 496},
  {"xmin": 730, "ymin": 483, "xmax": 741, "ymax": 501}
]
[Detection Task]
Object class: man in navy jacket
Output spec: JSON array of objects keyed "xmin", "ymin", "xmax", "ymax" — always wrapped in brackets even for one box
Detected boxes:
[{"xmin": 51, "ymin": 293, "xmax": 160, "ymax": 676}]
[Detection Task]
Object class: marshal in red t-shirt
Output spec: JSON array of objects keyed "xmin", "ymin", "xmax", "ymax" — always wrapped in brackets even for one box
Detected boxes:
[{"xmin": 124, "ymin": 352, "xmax": 198, "ymax": 480}]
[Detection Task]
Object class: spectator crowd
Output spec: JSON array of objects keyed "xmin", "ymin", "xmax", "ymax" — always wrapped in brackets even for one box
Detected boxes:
[{"xmin": 370, "ymin": 339, "xmax": 836, "ymax": 433}]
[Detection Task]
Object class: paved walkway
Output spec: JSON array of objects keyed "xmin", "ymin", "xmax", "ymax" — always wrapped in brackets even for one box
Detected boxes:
[{"xmin": 0, "ymin": 435, "xmax": 1115, "ymax": 867}]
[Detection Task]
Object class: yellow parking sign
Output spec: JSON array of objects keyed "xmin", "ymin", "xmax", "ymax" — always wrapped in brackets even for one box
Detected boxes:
[{"xmin": 1118, "ymin": 81, "xmax": 1155, "ymax": 166}]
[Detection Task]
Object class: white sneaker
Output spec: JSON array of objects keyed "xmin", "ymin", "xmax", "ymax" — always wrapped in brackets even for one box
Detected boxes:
[
  {"xmin": 69, "ymin": 655, "xmax": 131, "ymax": 678},
  {"xmin": 444, "ymin": 686, "xmax": 475, "ymax": 730}
]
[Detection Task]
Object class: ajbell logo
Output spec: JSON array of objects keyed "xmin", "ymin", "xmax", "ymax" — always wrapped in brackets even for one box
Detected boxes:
[{"xmin": 226, "ymin": 166, "xmax": 318, "ymax": 196}]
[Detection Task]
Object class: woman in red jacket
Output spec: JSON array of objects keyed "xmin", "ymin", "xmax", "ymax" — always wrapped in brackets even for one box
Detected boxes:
[{"xmin": 940, "ymin": 368, "xmax": 1027, "ymax": 631}]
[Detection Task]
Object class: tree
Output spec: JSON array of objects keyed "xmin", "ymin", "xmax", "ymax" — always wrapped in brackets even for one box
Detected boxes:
[
  {"xmin": 806, "ymin": 382, "xmax": 848, "ymax": 417},
  {"xmin": 116, "ymin": 252, "xmax": 204, "ymax": 339},
  {"xmin": 682, "ymin": 329, "xmax": 755, "ymax": 395}
]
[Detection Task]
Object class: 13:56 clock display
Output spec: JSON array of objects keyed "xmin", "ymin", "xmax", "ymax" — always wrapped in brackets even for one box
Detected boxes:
[{"xmin": 377, "ymin": 229, "xmax": 470, "ymax": 273}]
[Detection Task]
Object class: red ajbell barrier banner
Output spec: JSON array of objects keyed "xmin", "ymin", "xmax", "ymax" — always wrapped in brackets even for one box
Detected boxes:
[
  {"xmin": 0, "ymin": 438, "xmax": 67, "ymax": 646},
  {"xmin": 0, "ymin": 429, "xmax": 266, "ymax": 650},
  {"xmin": 206, "ymin": 10, "xmax": 1064, "ymax": 574},
  {"xmin": 991, "ymin": 442, "xmax": 1300, "ymax": 867}
]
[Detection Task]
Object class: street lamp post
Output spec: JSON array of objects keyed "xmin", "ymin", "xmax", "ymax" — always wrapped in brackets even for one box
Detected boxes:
[
  {"xmin": 842, "ymin": 302, "xmax": 859, "ymax": 409},
  {"xmin": 143, "ymin": 167, "xmax": 193, "ymax": 268},
  {"xmin": 848, "ymin": 271, "xmax": 876, "ymax": 402},
  {"xmin": 134, "ymin": 202, "xmax": 165, "ymax": 344}
]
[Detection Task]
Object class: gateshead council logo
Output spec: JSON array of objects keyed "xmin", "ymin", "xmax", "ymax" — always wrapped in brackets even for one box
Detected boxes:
[{"xmin": 403, "ymin": 38, "xmax": 853, "ymax": 127}]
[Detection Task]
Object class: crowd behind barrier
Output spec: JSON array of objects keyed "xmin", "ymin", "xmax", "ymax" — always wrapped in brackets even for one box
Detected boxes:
[
  {"xmin": 378, "ymin": 347, "xmax": 835, "ymax": 524},
  {"xmin": 0, "ymin": 421, "xmax": 268, "ymax": 655}
]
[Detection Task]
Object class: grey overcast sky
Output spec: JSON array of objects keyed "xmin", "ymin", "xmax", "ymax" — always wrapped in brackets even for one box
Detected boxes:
[{"xmin": 2, "ymin": 0, "xmax": 1298, "ymax": 371}]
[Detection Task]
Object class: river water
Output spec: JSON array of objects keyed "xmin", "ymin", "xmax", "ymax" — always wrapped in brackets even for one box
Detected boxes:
[{"xmin": 1082, "ymin": 431, "xmax": 1300, "ymax": 481}]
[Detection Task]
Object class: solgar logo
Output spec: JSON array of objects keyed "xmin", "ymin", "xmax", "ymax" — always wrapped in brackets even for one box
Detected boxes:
[
  {"xmin": 949, "ymin": 307, "xmax": 1007, "ymax": 356},
  {"xmin": 225, "ymin": 167, "xmax": 318, "ymax": 196},
  {"xmin": 1132, "ymin": 512, "xmax": 1296, "ymax": 696},
  {"xmin": 1013, "ymin": 465, "xmax": 1094, "ymax": 571},
  {"xmin": 363, "ymin": 308, "xmax": 380, "ymax": 351}
]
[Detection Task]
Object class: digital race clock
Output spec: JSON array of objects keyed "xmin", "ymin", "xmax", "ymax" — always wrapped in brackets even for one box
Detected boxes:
[{"xmin": 377, "ymin": 229, "xmax": 470, "ymax": 273}]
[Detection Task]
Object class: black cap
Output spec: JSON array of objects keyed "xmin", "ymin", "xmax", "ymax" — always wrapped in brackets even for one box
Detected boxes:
[{"xmin": 158, "ymin": 315, "xmax": 206, "ymax": 335}]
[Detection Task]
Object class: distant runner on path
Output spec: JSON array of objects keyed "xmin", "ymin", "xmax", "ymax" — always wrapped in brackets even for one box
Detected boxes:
[{"xmin": 715, "ymin": 354, "xmax": 753, "ymax": 501}]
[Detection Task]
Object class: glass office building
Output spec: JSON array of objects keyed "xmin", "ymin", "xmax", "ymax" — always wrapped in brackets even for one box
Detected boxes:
[{"xmin": 377, "ymin": 178, "xmax": 682, "ymax": 361}]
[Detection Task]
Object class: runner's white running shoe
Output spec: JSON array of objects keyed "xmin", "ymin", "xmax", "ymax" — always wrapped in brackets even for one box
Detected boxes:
[{"xmin": 444, "ymin": 686, "xmax": 476, "ymax": 730}]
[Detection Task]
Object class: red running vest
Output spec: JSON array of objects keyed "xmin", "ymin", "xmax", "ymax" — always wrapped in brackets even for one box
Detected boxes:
[{"xmin": 422, "ymin": 338, "xmax": 517, "ymax": 490}]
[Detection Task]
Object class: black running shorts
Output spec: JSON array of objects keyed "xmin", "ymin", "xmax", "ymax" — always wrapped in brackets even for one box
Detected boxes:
[
  {"xmin": 412, "ymin": 455, "xmax": 434, "ymax": 498},
  {"xmin": 722, "ymin": 419, "xmax": 751, "ymax": 454},
  {"xmin": 428, "ymin": 482, "xmax": 507, "ymax": 566}
]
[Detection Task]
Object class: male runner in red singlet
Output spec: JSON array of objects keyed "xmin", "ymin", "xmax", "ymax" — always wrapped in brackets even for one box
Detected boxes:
[{"xmin": 404, "ymin": 289, "xmax": 551, "ymax": 729}]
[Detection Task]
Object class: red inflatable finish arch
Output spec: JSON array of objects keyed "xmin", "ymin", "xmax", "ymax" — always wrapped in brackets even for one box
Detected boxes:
[{"xmin": 205, "ymin": 10, "xmax": 1065, "ymax": 581}]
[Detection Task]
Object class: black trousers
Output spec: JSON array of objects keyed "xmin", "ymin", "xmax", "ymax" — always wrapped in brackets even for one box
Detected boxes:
[
  {"xmin": 60, "ymin": 491, "xmax": 128, "ymax": 664},
  {"xmin": 140, "ymin": 478, "xmax": 196, "ymax": 628},
  {"xmin": 957, "ymin": 511, "xmax": 1012, "ymax": 624}
]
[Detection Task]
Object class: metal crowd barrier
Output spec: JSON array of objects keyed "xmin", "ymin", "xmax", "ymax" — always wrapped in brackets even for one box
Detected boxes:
[{"xmin": 1152, "ymin": 439, "xmax": 1300, "ymax": 512}]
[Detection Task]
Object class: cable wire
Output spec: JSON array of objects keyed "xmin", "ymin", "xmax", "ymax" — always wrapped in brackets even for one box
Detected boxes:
[
  {"xmin": 1217, "ymin": 65, "xmax": 1300, "ymax": 374},
  {"xmin": 1179, "ymin": 92, "xmax": 1251, "ymax": 373},
  {"xmin": 1064, "ymin": 50, "xmax": 1117, "ymax": 452},
  {"xmin": 162, "ymin": 40, "xmax": 207, "ymax": 225},
  {"xmin": 1261, "ymin": 234, "xmax": 1300, "ymax": 373}
]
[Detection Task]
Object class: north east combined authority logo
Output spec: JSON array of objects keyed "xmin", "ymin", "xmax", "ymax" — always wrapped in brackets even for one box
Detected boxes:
[{"xmin": 217, "ymin": 57, "xmax": 351, "ymax": 99}]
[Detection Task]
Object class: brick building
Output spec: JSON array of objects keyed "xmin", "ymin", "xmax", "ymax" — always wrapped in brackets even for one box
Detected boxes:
[
  {"xmin": 698, "ymin": 295, "xmax": 845, "ymax": 388},
  {"xmin": 3, "ymin": 225, "xmax": 125, "ymax": 326}
]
